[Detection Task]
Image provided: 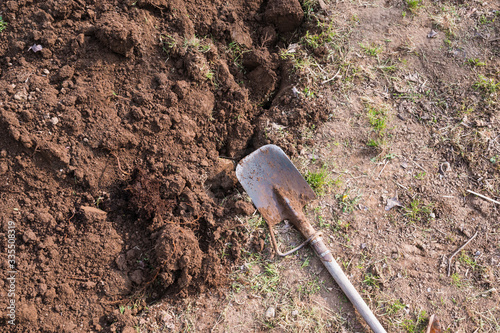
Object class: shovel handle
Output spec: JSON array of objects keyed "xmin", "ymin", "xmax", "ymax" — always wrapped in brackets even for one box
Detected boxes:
[
  {"xmin": 275, "ymin": 190, "xmax": 386, "ymax": 333},
  {"xmin": 310, "ymin": 238, "xmax": 387, "ymax": 333}
]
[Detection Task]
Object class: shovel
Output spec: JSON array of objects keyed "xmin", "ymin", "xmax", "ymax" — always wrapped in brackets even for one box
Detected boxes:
[{"xmin": 236, "ymin": 144, "xmax": 386, "ymax": 333}]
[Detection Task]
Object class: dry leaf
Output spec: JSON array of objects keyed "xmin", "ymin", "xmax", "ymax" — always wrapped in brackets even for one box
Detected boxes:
[
  {"xmin": 385, "ymin": 195, "xmax": 402, "ymax": 211},
  {"xmin": 28, "ymin": 44, "xmax": 43, "ymax": 52}
]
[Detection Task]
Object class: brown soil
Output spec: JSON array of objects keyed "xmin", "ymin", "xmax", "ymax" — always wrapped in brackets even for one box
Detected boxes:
[
  {"xmin": 0, "ymin": 0, "xmax": 322, "ymax": 332},
  {"xmin": 2, "ymin": 0, "xmax": 499, "ymax": 332}
]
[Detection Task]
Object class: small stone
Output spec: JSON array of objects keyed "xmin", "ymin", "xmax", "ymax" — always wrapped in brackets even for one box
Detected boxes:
[
  {"xmin": 50, "ymin": 117, "xmax": 59, "ymax": 125},
  {"xmin": 23, "ymin": 229, "xmax": 37, "ymax": 242},
  {"xmin": 265, "ymin": 306, "xmax": 276, "ymax": 319},
  {"xmin": 14, "ymin": 89, "xmax": 28, "ymax": 101},
  {"xmin": 80, "ymin": 206, "xmax": 107, "ymax": 221},
  {"xmin": 385, "ymin": 196, "xmax": 402, "ymax": 211},
  {"xmin": 42, "ymin": 69, "xmax": 50, "ymax": 75},
  {"xmin": 291, "ymin": 310, "xmax": 299, "ymax": 317},
  {"xmin": 28, "ymin": 44, "xmax": 43, "ymax": 52},
  {"xmin": 429, "ymin": 212, "xmax": 436, "ymax": 218},
  {"xmin": 361, "ymin": 243, "xmax": 367, "ymax": 250}
]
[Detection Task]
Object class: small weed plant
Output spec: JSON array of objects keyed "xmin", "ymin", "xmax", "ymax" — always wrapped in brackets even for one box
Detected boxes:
[
  {"xmin": 301, "ymin": 22, "xmax": 337, "ymax": 50},
  {"xmin": 404, "ymin": 199, "xmax": 433, "ymax": 223},
  {"xmin": 305, "ymin": 167, "xmax": 330, "ymax": 195},
  {"xmin": 227, "ymin": 41, "xmax": 248, "ymax": 69},
  {"xmin": 363, "ymin": 273, "xmax": 380, "ymax": 289},
  {"xmin": 365, "ymin": 103, "xmax": 390, "ymax": 150},
  {"xmin": 367, "ymin": 138, "xmax": 386, "ymax": 148},
  {"xmin": 160, "ymin": 34, "xmax": 177, "ymax": 52},
  {"xmin": 386, "ymin": 299, "xmax": 406, "ymax": 315},
  {"xmin": 303, "ymin": 87, "xmax": 315, "ymax": 98},
  {"xmin": 458, "ymin": 252, "xmax": 478, "ymax": 270},
  {"xmin": 450, "ymin": 272, "xmax": 465, "ymax": 288},
  {"xmin": 245, "ymin": 261, "xmax": 281, "ymax": 295},
  {"xmin": 406, "ymin": 0, "xmax": 423, "ymax": 13},
  {"xmin": 367, "ymin": 105, "xmax": 388, "ymax": 133},
  {"xmin": 302, "ymin": 0, "xmax": 317, "ymax": 21},
  {"xmin": 474, "ymin": 75, "xmax": 499, "ymax": 94},
  {"xmin": 335, "ymin": 189, "xmax": 361, "ymax": 214},
  {"xmin": 183, "ymin": 36, "xmax": 211, "ymax": 53},
  {"xmin": 0, "ymin": 16, "xmax": 6, "ymax": 32},
  {"xmin": 360, "ymin": 43, "xmax": 383, "ymax": 57},
  {"xmin": 414, "ymin": 172, "xmax": 426, "ymax": 180},
  {"xmin": 298, "ymin": 277, "xmax": 322, "ymax": 295},
  {"xmin": 400, "ymin": 309, "xmax": 428, "ymax": 332},
  {"xmin": 467, "ymin": 58, "xmax": 486, "ymax": 67}
]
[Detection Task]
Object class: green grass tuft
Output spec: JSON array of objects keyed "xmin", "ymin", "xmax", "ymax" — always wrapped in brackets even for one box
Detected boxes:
[
  {"xmin": 305, "ymin": 167, "xmax": 330, "ymax": 195},
  {"xmin": 406, "ymin": 0, "xmax": 423, "ymax": 12},
  {"xmin": 360, "ymin": 43, "xmax": 383, "ymax": 57},
  {"xmin": 467, "ymin": 58, "xmax": 486, "ymax": 67},
  {"xmin": 474, "ymin": 74, "xmax": 499, "ymax": 94},
  {"xmin": 367, "ymin": 105, "xmax": 388, "ymax": 133},
  {"xmin": 0, "ymin": 16, "xmax": 7, "ymax": 32},
  {"xmin": 404, "ymin": 199, "xmax": 433, "ymax": 223}
]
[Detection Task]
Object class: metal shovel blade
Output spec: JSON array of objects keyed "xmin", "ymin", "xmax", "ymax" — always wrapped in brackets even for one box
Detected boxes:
[{"xmin": 235, "ymin": 144, "xmax": 316, "ymax": 226}]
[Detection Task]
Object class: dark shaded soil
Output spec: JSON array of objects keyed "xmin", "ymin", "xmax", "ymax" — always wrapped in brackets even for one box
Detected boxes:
[{"xmin": 0, "ymin": 0, "xmax": 328, "ymax": 331}]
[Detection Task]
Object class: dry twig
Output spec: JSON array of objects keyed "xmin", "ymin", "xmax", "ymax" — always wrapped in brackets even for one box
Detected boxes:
[
  {"xmin": 111, "ymin": 153, "xmax": 130, "ymax": 175},
  {"xmin": 447, "ymin": 230, "xmax": 479, "ymax": 276},
  {"xmin": 466, "ymin": 190, "xmax": 500, "ymax": 205}
]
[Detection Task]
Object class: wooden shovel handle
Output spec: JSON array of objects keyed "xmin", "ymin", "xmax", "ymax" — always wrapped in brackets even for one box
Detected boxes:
[
  {"xmin": 275, "ymin": 189, "xmax": 387, "ymax": 333},
  {"xmin": 310, "ymin": 237, "xmax": 387, "ymax": 333}
]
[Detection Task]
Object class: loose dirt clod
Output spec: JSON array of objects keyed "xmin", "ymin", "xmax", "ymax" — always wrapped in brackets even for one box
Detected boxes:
[
  {"xmin": 95, "ymin": 12, "xmax": 138, "ymax": 57},
  {"xmin": 155, "ymin": 225, "xmax": 203, "ymax": 292}
]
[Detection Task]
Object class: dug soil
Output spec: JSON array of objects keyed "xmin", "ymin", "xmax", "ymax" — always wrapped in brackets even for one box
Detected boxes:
[
  {"xmin": 0, "ymin": 0, "xmax": 325, "ymax": 331},
  {"xmin": 2, "ymin": 0, "xmax": 500, "ymax": 332}
]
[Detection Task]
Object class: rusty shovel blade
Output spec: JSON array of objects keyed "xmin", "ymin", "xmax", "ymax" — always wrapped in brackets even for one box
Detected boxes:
[{"xmin": 235, "ymin": 144, "xmax": 316, "ymax": 226}]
